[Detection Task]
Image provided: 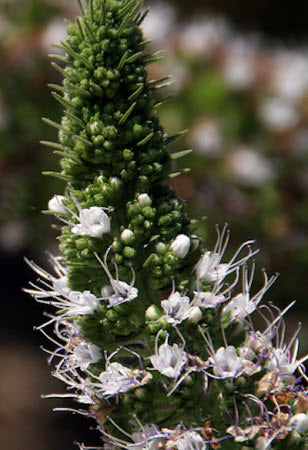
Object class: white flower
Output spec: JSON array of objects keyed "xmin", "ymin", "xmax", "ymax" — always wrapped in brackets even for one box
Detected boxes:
[
  {"xmin": 48, "ymin": 195, "xmax": 67, "ymax": 213},
  {"xmin": 25, "ymin": 257, "xmax": 100, "ymax": 324},
  {"xmin": 209, "ymin": 346, "xmax": 243, "ymax": 378},
  {"xmin": 161, "ymin": 291, "xmax": 192, "ymax": 325},
  {"xmin": 72, "ymin": 206, "xmax": 111, "ymax": 238},
  {"xmin": 266, "ymin": 336, "xmax": 308, "ymax": 377},
  {"xmin": 72, "ymin": 343, "xmax": 102, "ymax": 370},
  {"xmin": 150, "ymin": 335, "xmax": 187, "ymax": 379},
  {"xmin": 129, "ymin": 424, "xmax": 164, "ymax": 449},
  {"xmin": 175, "ymin": 431, "xmax": 206, "ymax": 450},
  {"xmin": 64, "ymin": 291, "xmax": 100, "ymax": 316},
  {"xmin": 222, "ymin": 266, "xmax": 278, "ymax": 321},
  {"xmin": 98, "ymin": 362, "xmax": 152, "ymax": 396},
  {"xmin": 194, "ymin": 291, "xmax": 226, "ymax": 309},
  {"xmin": 96, "ymin": 248, "xmax": 138, "ymax": 308},
  {"xmin": 196, "ymin": 224, "xmax": 257, "ymax": 284},
  {"xmin": 170, "ymin": 234, "xmax": 191, "ymax": 258}
]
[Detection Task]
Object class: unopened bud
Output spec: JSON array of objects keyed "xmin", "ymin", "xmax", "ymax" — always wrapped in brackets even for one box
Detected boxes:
[
  {"xmin": 48, "ymin": 195, "xmax": 66, "ymax": 213},
  {"xmin": 110, "ymin": 177, "xmax": 122, "ymax": 189},
  {"xmin": 170, "ymin": 234, "xmax": 190, "ymax": 258},
  {"xmin": 156, "ymin": 242, "xmax": 166, "ymax": 253},
  {"xmin": 189, "ymin": 307, "xmax": 202, "ymax": 323},
  {"xmin": 138, "ymin": 193, "xmax": 151, "ymax": 205},
  {"xmin": 145, "ymin": 305, "xmax": 161, "ymax": 321},
  {"xmin": 121, "ymin": 229, "xmax": 134, "ymax": 243}
]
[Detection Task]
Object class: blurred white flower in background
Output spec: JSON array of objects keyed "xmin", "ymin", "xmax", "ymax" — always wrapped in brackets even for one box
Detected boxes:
[
  {"xmin": 189, "ymin": 119, "xmax": 222, "ymax": 156},
  {"xmin": 177, "ymin": 16, "xmax": 229, "ymax": 57},
  {"xmin": 222, "ymin": 38, "xmax": 259, "ymax": 90},
  {"xmin": 270, "ymin": 50, "xmax": 308, "ymax": 104},
  {"xmin": 41, "ymin": 18, "xmax": 67, "ymax": 54},
  {"xmin": 258, "ymin": 97, "xmax": 299, "ymax": 132},
  {"xmin": 141, "ymin": 2, "xmax": 175, "ymax": 46},
  {"xmin": 226, "ymin": 147, "xmax": 276, "ymax": 186}
]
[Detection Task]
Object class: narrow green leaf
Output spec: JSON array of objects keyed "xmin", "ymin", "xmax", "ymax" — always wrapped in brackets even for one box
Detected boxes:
[
  {"xmin": 154, "ymin": 95, "xmax": 173, "ymax": 108},
  {"xmin": 51, "ymin": 92, "xmax": 79, "ymax": 113},
  {"xmin": 48, "ymin": 53, "xmax": 68, "ymax": 63},
  {"xmin": 40, "ymin": 141, "xmax": 68, "ymax": 152},
  {"xmin": 168, "ymin": 168, "xmax": 191, "ymax": 178},
  {"xmin": 42, "ymin": 117, "xmax": 64, "ymax": 131},
  {"xmin": 128, "ymin": 84, "xmax": 144, "ymax": 101},
  {"xmin": 170, "ymin": 149, "xmax": 192, "ymax": 160},
  {"xmin": 42, "ymin": 171, "xmax": 73, "ymax": 181},
  {"xmin": 73, "ymin": 135, "xmax": 93, "ymax": 147},
  {"xmin": 165, "ymin": 129, "xmax": 188, "ymax": 144},
  {"xmin": 137, "ymin": 132, "xmax": 154, "ymax": 147},
  {"xmin": 117, "ymin": 50, "xmax": 129, "ymax": 71},
  {"xmin": 67, "ymin": 112, "xmax": 85, "ymax": 128},
  {"xmin": 119, "ymin": 0, "xmax": 142, "ymax": 33},
  {"xmin": 118, "ymin": 102, "xmax": 137, "ymax": 125},
  {"xmin": 126, "ymin": 51, "xmax": 143, "ymax": 64},
  {"xmin": 77, "ymin": 0, "xmax": 85, "ymax": 15},
  {"xmin": 51, "ymin": 62, "xmax": 67, "ymax": 77}
]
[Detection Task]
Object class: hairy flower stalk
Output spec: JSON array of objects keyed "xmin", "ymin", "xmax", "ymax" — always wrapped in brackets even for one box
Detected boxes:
[{"xmin": 26, "ymin": 1, "xmax": 308, "ymax": 448}]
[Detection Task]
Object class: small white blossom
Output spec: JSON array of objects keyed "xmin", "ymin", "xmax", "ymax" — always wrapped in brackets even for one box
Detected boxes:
[
  {"xmin": 150, "ymin": 335, "xmax": 187, "ymax": 379},
  {"xmin": 72, "ymin": 343, "xmax": 102, "ymax": 370},
  {"xmin": 72, "ymin": 206, "xmax": 111, "ymax": 238},
  {"xmin": 266, "ymin": 329, "xmax": 308, "ymax": 377},
  {"xmin": 196, "ymin": 224, "xmax": 257, "ymax": 284},
  {"xmin": 174, "ymin": 430, "xmax": 206, "ymax": 450},
  {"xmin": 194, "ymin": 291, "xmax": 227, "ymax": 309},
  {"xmin": 96, "ymin": 248, "xmax": 138, "ymax": 308},
  {"xmin": 222, "ymin": 266, "xmax": 278, "ymax": 321},
  {"xmin": 209, "ymin": 346, "xmax": 243, "ymax": 378},
  {"xmin": 161, "ymin": 291, "xmax": 192, "ymax": 325},
  {"xmin": 129, "ymin": 424, "xmax": 164, "ymax": 449},
  {"xmin": 98, "ymin": 362, "xmax": 152, "ymax": 396},
  {"xmin": 48, "ymin": 195, "xmax": 67, "ymax": 213},
  {"xmin": 25, "ymin": 257, "xmax": 101, "ymax": 325},
  {"xmin": 170, "ymin": 234, "xmax": 191, "ymax": 258}
]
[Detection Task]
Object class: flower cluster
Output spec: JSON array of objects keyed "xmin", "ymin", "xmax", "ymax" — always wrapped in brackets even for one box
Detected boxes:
[{"xmin": 26, "ymin": 1, "xmax": 308, "ymax": 449}]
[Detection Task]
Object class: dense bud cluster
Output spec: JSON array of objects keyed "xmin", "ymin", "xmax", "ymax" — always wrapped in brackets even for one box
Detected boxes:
[{"xmin": 26, "ymin": 1, "xmax": 308, "ymax": 449}]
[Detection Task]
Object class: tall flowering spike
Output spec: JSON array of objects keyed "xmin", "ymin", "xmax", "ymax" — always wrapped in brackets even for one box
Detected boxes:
[
  {"xmin": 46, "ymin": 0, "xmax": 197, "ymax": 297},
  {"xmin": 27, "ymin": 1, "xmax": 308, "ymax": 449}
]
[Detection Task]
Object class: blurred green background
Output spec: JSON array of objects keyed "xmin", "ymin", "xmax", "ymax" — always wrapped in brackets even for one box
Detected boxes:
[{"xmin": 0, "ymin": 0, "xmax": 307, "ymax": 449}]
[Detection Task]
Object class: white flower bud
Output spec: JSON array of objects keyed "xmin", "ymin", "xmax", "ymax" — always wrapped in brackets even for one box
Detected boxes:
[
  {"xmin": 89, "ymin": 121, "xmax": 100, "ymax": 134},
  {"xmin": 170, "ymin": 234, "xmax": 190, "ymax": 258},
  {"xmin": 188, "ymin": 306, "xmax": 202, "ymax": 323},
  {"xmin": 110, "ymin": 177, "xmax": 122, "ymax": 188},
  {"xmin": 48, "ymin": 195, "xmax": 67, "ymax": 213},
  {"xmin": 121, "ymin": 229, "xmax": 134, "ymax": 242},
  {"xmin": 290, "ymin": 413, "xmax": 308, "ymax": 433},
  {"xmin": 145, "ymin": 305, "xmax": 161, "ymax": 321},
  {"xmin": 138, "ymin": 193, "xmax": 151, "ymax": 205},
  {"xmin": 156, "ymin": 242, "xmax": 166, "ymax": 253}
]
